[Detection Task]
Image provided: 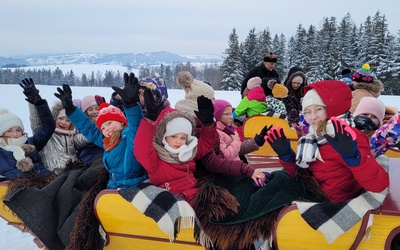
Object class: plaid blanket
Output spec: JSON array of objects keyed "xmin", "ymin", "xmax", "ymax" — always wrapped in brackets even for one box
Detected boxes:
[
  {"xmin": 118, "ymin": 182, "xmax": 211, "ymax": 246},
  {"xmin": 294, "ymin": 188, "xmax": 388, "ymax": 243}
]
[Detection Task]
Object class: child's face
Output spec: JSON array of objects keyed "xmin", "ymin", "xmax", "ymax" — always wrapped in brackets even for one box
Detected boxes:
[
  {"xmin": 3, "ymin": 126, "xmax": 23, "ymax": 139},
  {"xmin": 303, "ymin": 105, "xmax": 327, "ymax": 130},
  {"xmin": 165, "ymin": 133, "xmax": 188, "ymax": 149},
  {"xmin": 101, "ymin": 120, "xmax": 124, "ymax": 137},
  {"xmin": 85, "ymin": 105, "xmax": 99, "ymax": 121},
  {"xmin": 219, "ymin": 106, "xmax": 233, "ymax": 126},
  {"xmin": 56, "ymin": 116, "xmax": 72, "ymax": 130},
  {"xmin": 356, "ymin": 113, "xmax": 380, "ymax": 128}
]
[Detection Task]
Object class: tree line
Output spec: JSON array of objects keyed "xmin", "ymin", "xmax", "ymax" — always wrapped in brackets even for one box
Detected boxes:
[{"xmin": 1, "ymin": 11, "xmax": 399, "ymax": 94}]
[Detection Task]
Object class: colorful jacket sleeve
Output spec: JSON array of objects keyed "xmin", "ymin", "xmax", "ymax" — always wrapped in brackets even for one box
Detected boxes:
[
  {"xmin": 199, "ymin": 150, "xmax": 255, "ymax": 178},
  {"xmin": 370, "ymin": 112, "xmax": 400, "ymax": 157},
  {"xmin": 234, "ymin": 97, "xmax": 250, "ymax": 117},
  {"xmin": 195, "ymin": 123, "xmax": 217, "ymax": 160},
  {"xmin": 134, "ymin": 118, "xmax": 160, "ymax": 174},
  {"xmin": 67, "ymin": 107, "xmax": 104, "ymax": 148},
  {"xmin": 348, "ymin": 129, "xmax": 389, "ymax": 193}
]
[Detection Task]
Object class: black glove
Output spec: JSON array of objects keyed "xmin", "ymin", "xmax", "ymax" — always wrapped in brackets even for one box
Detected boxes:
[
  {"xmin": 323, "ymin": 117, "xmax": 360, "ymax": 166},
  {"xmin": 54, "ymin": 84, "xmax": 75, "ymax": 114},
  {"xmin": 19, "ymin": 78, "xmax": 44, "ymax": 105},
  {"xmin": 112, "ymin": 72, "xmax": 140, "ymax": 108},
  {"xmin": 265, "ymin": 126, "xmax": 292, "ymax": 157},
  {"xmin": 143, "ymin": 88, "xmax": 164, "ymax": 121},
  {"xmin": 254, "ymin": 125, "xmax": 272, "ymax": 147},
  {"xmin": 194, "ymin": 95, "xmax": 214, "ymax": 126}
]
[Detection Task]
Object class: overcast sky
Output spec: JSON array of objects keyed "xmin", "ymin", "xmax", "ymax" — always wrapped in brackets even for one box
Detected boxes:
[{"xmin": 2, "ymin": 0, "xmax": 399, "ymax": 57}]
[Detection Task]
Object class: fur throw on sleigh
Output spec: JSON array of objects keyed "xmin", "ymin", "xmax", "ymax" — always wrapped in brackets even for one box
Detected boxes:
[
  {"xmin": 4, "ymin": 157, "xmax": 108, "ymax": 250},
  {"xmin": 192, "ymin": 170, "xmax": 323, "ymax": 250}
]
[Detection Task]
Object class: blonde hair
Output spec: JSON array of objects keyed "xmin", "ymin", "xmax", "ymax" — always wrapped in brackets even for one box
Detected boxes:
[{"xmin": 108, "ymin": 124, "xmax": 126, "ymax": 144}]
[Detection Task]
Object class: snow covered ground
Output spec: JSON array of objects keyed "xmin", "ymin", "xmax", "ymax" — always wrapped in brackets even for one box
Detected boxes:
[{"xmin": 0, "ymin": 83, "xmax": 399, "ymax": 249}]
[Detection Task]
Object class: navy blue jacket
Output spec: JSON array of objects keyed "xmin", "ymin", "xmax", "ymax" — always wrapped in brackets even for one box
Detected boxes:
[{"xmin": 0, "ymin": 101, "xmax": 55, "ymax": 179}]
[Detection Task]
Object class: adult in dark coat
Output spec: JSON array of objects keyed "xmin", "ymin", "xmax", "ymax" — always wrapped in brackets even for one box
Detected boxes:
[
  {"xmin": 283, "ymin": 66, "xmax": 307, "ymax": 110},
  {"xmin": 240, "ymin": 53, "xmax": 280, "ymax": 97}
]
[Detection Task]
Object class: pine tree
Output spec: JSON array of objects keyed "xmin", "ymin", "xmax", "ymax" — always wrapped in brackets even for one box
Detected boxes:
[
  {"xmin": 337, "ymin": 13, "xmax": 355, "ymax": 73},
  {"xmin": 220, "ymin": 28, "xmax": 244, "ymax": 91},
  {"xmin": 241, "ymin": 28, "xmax": 259, "ymax": 75},
  {"xmin": 257, "ymin": 29, "xmax": 272, "ymax": 60}
]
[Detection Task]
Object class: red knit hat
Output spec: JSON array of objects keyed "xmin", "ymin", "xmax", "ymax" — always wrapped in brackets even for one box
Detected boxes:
[{"xmin": 95, "ymin": 103, "xmax": 127, "ymax": 130}]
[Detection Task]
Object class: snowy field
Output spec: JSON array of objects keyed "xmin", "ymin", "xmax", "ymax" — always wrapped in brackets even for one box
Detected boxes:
[{"xmin": 0, "ymin": 83, "xmax": 399, "ymax": 249}]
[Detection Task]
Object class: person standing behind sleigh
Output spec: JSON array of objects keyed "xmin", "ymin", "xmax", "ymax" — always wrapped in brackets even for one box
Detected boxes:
[
  {"xmin": 54, "ymin": 73, "xmax": 148, "ymax": 189},
  {"xmin": 265, "ymin": 80, "xmax": 389, "ymax": 202}
]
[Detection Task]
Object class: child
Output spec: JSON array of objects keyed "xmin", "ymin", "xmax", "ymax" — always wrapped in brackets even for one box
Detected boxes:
[
  {"xmin": 265, "ymin": 80, "xmax": 389, "ymax": 202},
  {"xmin": 234, "ymin": 78, "xmax": 267, "ymax": 118},
  {"xmin": 29, "ymin": 100, "xmax": 90, "ymax": 174},
  {"xmin": 54, "ymin": 73, "xmax": 148, "ymax": 189},
  {"xmin": 134, "ymin": 93, "xmax": 216, "ymax": 206},
  {"xmin": 353, "ymin": 96, "xmax": 386, "ymax": 138},
  {"xmin": 174, "ymin": 71, "xmax": 267, "ymax": 186},
  {"xmin": 213, "ymin": 99, "xmax": 267, "ymax": 161},
  {"xmin": 350, "ymin": 63, "xmax": 383, "ymax": 113},
  {"xmin": 77, "ymin": 95, "xmax": 104, "ymax": 165},
  {"xmin": 0, "ymin": 78, "xmax": 54, "ymax": 179},
  {"xmin": 81, "ymin": 95, "xmax": 99, "ymax": 122},
  {"xmin": 353, "ymin": 97, "xmax": 400, "ymax": 157}
]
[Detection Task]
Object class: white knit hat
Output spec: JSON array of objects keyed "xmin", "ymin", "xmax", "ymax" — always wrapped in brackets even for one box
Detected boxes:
[
  {"xmin": 302, "ymin": 89, "xmax": 326, "ymax": 112},
  {"xmin": 0, "ymin": 108, "xmax": 24, "ymax": 136},
  {"xmin": 163, "ymin": 116, "xmax": 198, "ymax": 162},
  {"xmin": 175, "ymin": 71, "xmax": 215, "ymax": 117},
  {"xmin": 164, "ymin": 117, "xmax": 193, "ymax": 137}
]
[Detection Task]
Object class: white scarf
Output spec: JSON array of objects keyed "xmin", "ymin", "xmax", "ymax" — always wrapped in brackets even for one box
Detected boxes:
[
  {"xmin": 162, "ymin": 135, "xmax": 198, "ymax": 162},
  {"xmin": 0, "ymin": 136, "xmax": 28, "ymax": 161},
  {"xmin": 296, "ymin": 112, "xmax": 355, "ymax": 168}
]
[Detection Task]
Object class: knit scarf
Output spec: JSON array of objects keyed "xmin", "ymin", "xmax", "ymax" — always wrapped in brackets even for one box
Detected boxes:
[
  {"xmin": 0, "ymin": 136, "xmax": 28, "ymax": 161},
  {"xmin": 157, "ymin": 136, "xmax": 198, "ymax": 163},
  {"xmin": 217, "ymin": 121, "xmax": 235, "ymax": 136},
  {"xmin": 296, "ymin": 112, "xmax": 354, "ymax": 168},
  {"xmin": 102, "ymin": 136, "xmax": 121, "ymax": 152}
]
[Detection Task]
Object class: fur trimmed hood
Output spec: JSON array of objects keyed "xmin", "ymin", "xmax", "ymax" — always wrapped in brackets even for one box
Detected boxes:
[
  {"xmin": 353, "ymin": 78, "xmax": 383, "ymax": 95},
  {"xmin": 154, "ymin": 108, "xmax": 196, "ymax": 147}
]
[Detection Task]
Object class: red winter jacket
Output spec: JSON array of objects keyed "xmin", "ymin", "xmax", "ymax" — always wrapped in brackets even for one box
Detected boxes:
[
  {"xmin": 134, "ymin": 110, "xmax": 216, "ymax": 205},
  {"xmin": 281, "ymin": 128, "xmax": 389, "ymax": 202},
  {"xmin": 281, "ymin": 80, "xmax": 389, "ymax": 202}
]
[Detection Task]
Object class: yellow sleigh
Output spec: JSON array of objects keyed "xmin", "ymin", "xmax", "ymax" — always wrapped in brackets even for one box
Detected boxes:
[
  {"xmin": 1, "ymin": 115, "xmax": 400, "ymax": 249},
  {"xmin": 2, "ymin": 157, "xmax": 399, "ymax": 250}
]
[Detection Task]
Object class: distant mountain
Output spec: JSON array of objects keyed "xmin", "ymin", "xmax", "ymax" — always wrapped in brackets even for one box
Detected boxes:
[{"xmin": 0, "ymin": 51, "xmax": 223, "ymax": 67}]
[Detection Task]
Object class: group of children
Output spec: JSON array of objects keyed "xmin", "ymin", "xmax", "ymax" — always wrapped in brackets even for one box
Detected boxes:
[{"xmin": 0, "ymin": 67, "xmax": 397, "ymax": 208}]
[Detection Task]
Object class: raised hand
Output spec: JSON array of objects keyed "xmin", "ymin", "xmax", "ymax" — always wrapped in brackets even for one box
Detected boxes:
[
  {"xmin": 323, "ymin": 117, "xmax": 360, "ymax": 166},
  {"xmin": 253, "ymin": 125, "xmax": 272, "ymax": 147},
  {"xmin": 54, "ymin": 84, "xmax": 75, "ymax": 112},
  {"xmin": 112, "ymin": 72, "xmax": 140, "ymax": 108},
  {"xmin": 19, "ymin": 78, "xmax": 44, "ymax": 105},
  {"xmin": 265, "ymin": 126, "xmax": 292, "ymax": 157},
  {"xmin": 143, "ymin": 88, "xmax": 164, "ymax": 121},
  {"xmin": 194, "ymin": 95, "xmax": 214, "ymax": 126}
]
